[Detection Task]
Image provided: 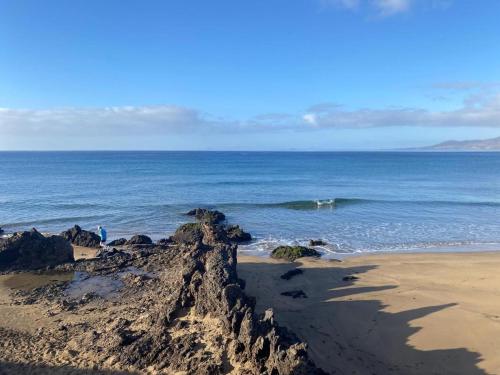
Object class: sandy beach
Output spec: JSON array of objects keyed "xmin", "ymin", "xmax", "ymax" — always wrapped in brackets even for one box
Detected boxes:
[
  {"xmin": 2, "ymin": 238, "xmax": 500, "ymax": 374},
  {"xmin": 239, "ymin": 251, "xmax": 500, "ymax": 375}
]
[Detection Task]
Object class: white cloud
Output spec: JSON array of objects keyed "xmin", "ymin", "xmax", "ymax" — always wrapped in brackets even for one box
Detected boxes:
[
  {"xmin": 373, "ymin": 0, "xmax": 411, "ymax": 16},
  {"xmin": 327, "ymin": 0, "xmax": 361, "ymax": 9},
  {"xmin": 1, "ymin": 89, "xmax": 500, "ymax": 146},
  {"xmin": 324, "ymin": 0, "xmax": 452, "ymax": 16},
  {"xmin": 302, "ymin": 93, "xmax": 500, "ymax": 128}
]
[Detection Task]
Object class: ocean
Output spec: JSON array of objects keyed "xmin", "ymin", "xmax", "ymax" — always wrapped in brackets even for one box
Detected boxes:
[{"xmin": 1, "ymin": 151, "xmax": 499, "ymax": 257}]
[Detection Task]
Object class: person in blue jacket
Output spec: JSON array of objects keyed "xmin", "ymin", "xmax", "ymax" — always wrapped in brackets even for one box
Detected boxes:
[{"xmin": 97, "ymin": 225, "xmax": 107, "ymax": 247}]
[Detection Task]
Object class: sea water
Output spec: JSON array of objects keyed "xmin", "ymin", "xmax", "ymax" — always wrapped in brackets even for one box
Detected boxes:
[{"xmin": 1, "ymin": 151, "xmax": 499, "ymax": 257}]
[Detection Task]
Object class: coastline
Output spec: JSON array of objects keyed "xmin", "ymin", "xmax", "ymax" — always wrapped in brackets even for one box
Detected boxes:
[{"xmin": 1, "ymin": 239, "xmax": 500, "ymax": 373}]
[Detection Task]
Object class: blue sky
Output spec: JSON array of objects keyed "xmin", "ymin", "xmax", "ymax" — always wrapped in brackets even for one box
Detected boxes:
[{"xmin": 1, "ymin": 0, "xmax": 500, "ymax": 150}]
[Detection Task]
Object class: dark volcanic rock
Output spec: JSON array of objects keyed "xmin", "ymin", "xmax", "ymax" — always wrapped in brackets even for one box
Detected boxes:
[
  {"xmin": 280, "ymin": 268, "xmax": 304, "ymax": 280},
  {"xmin": 271, "ymin": 246, "xmax": 321, "ymax": 262},
  {"xmin": 125, "ymin": 235, "xmax": 153, "ymax": 245},
  {"xmin": 2, "ymin": 222, "xmax": 326, "ymax": 374},
  {"xmin": 156, "ymin": 238, "xmax": 173, "ymax": 246},
  {"xmin": 281, "ymin": 290, "xmax": 308, "ymax": 299},
  {"xmin": 186, "ymin": 208, "xmax": 226, "ymax": 224},
  {"xmin": 309, "ymin": 239, "xmax": 327, "ymax": 247},
  {"xmin": 60, "ymin": 225, "xmax": 101, "ymax": 248},
  {"xmin": 0, "ymin": 228, "xmax": 74, "ymax": 269},
  {"xmin": 226, "ymin": 224, "xmax": 252, "ymax": 243},
  {"xmin": 343, "ymin": 275, "xmax": 359, "ymax": 281},
  {"xmin": 171, "ymin": 222, "xmax": 204, "ymax": 245},
  {"xmin": 107, "ymin": 238, "xmax": 127, "ymax": 246}
]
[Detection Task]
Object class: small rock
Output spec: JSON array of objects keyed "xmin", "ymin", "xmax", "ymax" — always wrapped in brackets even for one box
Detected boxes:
[
  {"xmin": 309, "ymin": 239, "xmax": 327, "ymax": 246},
  {"xmin": 280, "ymin": 268, "xmax": 304, "ymax": 280},
  {"xmin": 271, "ymin": 246, "xmax": 321, "ymax": 262},
  {"xmin": 107, "ymin": 238, "xmax": 127, "ymax": 246},
  {"xmin": 342, "ymin": 275, "xmax": 359, "ymax": 281},
  {"xmin": 126, "ymin": 235, "xmax": 153, "ymax": 245},
  {"xmin": 186, "ymin": 208, "xmax": 226, "ymax": 224},
  {"xmin": 281, "ymin": 290, "xmax": 308, "ymax": 299}
]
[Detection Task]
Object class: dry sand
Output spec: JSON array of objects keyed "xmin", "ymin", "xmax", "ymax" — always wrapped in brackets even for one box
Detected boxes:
[{"xmin": 238, "ymin": 252, "xmax": 500, "ymax": 375}]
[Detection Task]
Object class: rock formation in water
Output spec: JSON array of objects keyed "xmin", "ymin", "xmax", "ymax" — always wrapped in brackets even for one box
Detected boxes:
[
  {"xmin": 60, "ymin": 225, "xmax": 101, "ymax": 248},
  {"xmin": 0, "ymin": 228, "xmax": 74, "ymax": 269},
  {"xmin": 187, "ymin": 208, "xmax": 226, "ymax": 224}
]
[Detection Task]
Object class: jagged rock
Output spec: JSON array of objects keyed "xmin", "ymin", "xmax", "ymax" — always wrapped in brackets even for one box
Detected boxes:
[
  {"xmin": 156, "ymin": 238, "xmax": 172, "ymax": 246},
  {"xmin": 107, "ymin": 238, "xmax": 127, "ymax": 246},
  {"xmin": 0, "ymin": 228, "xmax": 74, "ymax": 269},
  {"xmin": 61, "ymin": 225, "xmax": 101, "ymax": 248},
  {"xmin": 271, "ymin": 246, "xmax": 321, "ymax": 262},
  {"xmin": 280, "ymin": 268, "xmax": 304, "ymax": 280},
  {"xmin": 186, "ymin": 208, "xmax": 226, "ymax": 224},
  {"xmin": 171, "ymin": 223, "xmax": 204, "ymax": 245},
  {"xmin": 309, "ymin": 239, "xmax": 327, "ymax": 246},
  {"xmin": 1, "ymin": 221, "xmax": 326, "ymax": 374},
  {"xmin": 281, "ymin": 290, "xmax": 308, "ymax": 299},
  {"xmin": 125, "ymin": 235, "xmax": 153, "ymax": 245},
  {"xmin": 226, "ymin": 224, "xmax": 252, "ymax": 243}
]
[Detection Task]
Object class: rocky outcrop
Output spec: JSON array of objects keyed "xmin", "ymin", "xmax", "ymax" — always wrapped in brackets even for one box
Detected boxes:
[
  {"xmin": 156, "ymin": 238, "xmax": 172, "ymax": 246},
  {"xmin": 226, "ymin": 225, "xmax": 252, "ymax": 243},
  {"xmin": 125, "ymin": 235, "xmax": 152, "ymax": 245},
  {"xmin": 271, "ymin": 246, "xmax": 321, "ymax": 262},
  {"xmin": 281, "ymin": 268, "xmax": 304, "ymax": 280},
  {"xmin": 186, "ymin": 208, "xmax": 226, "ymax": 224},
  {"xmin": 107, "ymin": 238, "xmax": 127, "ymax": 246},
  {"xmin": 2, "ymin": 218, "xmax": 326, "ymax": 374},
  {"xmin": 0, "ymin": 228, "xmax": 74, "ymax": 269},
  {"xmin": 61, "ymin": 225, "xmax": 101, "ymax": 248},
  {"xmin": 0, "ymin": 227, "xmax": 4, "ymax": 235}
]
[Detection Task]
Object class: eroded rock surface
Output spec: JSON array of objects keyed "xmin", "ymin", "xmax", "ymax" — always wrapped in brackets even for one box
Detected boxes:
[
  {"xmin": 0, "ymin": 228, "xmax": 74, "ymax": 270},
  {"xmin": 0, "ymin": 219, "xmax": 326, "ymax": 374},
  {"xmin": 61, "ymin": 225, "xmax": 101, "ymax": 248}
]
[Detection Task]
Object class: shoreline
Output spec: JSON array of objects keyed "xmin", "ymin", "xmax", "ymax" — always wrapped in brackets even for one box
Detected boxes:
[{"xmin": 2, "ymin": 222, "xmax": 500, "ymax": 373}]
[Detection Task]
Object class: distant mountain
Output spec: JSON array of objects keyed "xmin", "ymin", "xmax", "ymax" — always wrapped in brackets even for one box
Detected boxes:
[{"xmin": 418, "ymin": 136, "xmax": 500, "ymax": 151}]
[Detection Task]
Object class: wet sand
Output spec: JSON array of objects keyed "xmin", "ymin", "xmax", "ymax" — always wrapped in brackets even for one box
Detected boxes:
[{"xmin": 238, "ymin": 251, "xmax": 500, "ymax": 375}]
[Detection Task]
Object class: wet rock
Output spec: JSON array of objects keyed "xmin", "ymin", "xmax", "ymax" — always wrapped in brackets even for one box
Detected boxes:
[
  {"xmin": 107, "ymin": 238, "xmax": 127, "ymax": 246},
  {"xmin": 96, "ymin": 248, "xmax": 124, "ymax": 258},
  {"xmin": 271, "ymin": 246, "xmax": 321, "ymax": 262},
  {"xmin": 61, "ymin": 225, "xmax": 101, "ymax": 248},
  {"xmin": 226, "ymin": 225, "xmax": 252, "ymax": 243},
  {"xmin": 309, "ymin": 239, "xmax": 327, "ymax": 246},
  {"xmin": 171, "ymin": 223, "xmax": 204, "ymax": 245},
  {"xmin": 156, "ymin": 238, "xmax": 172, "ymax": 246},
  {"xmin": 280, "ymin": 268, "xmax": 304, "ymax": 280},
  {"xmin": 281, "ymin": 290, "xmax": 308, "ymax": 299},
  {"xmin": 0, "ymin": 228, "xmax": 74, "ymax": 269},
  {"xmin": 125, "ymin": 235, "xmax": 153, "ymax": 245},
  {"xmin": 186, "ymin": 208, "xmax": 226, "ymax": 224}
]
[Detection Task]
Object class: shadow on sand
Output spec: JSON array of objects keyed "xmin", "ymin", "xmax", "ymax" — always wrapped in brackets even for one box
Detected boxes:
[
  {"xmin": 0, "ymin": 361, "xmax": 137, "ymax": 375},
  {"xmin": 238, "ymin": 260, "xmax": 486, "ymax": 375}
]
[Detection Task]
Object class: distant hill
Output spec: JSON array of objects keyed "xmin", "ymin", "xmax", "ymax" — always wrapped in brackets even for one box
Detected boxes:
[{"xmin": 418, "ymin": 136, "xmax": 500, "ymax": 151}]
